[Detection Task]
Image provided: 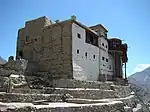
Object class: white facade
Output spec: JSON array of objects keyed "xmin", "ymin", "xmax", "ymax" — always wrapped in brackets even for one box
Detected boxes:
[
  {"xmin": 99, "ymin": 37, "xmax": 114, "ymax": 77},
  {"xmin": 72, "ymin": 22, "xmax": 114, "ymax": 81}
]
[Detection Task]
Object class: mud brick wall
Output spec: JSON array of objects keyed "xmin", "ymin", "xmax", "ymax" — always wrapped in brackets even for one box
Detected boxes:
[{"xmin": 16, "ymin": 17, "xmax": 73, "ymax": 79}]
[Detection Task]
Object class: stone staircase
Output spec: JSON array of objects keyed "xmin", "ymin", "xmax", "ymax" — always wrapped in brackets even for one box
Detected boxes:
[{"xmin": 0, "ymin": 79, "xmax": 143, "ymax": 112}]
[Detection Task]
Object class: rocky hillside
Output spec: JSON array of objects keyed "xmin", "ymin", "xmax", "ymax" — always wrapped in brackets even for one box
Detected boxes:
[
  {"xmin": 128, "ymin": 67, "xmax": 150, "ymax": 104},
  {"xmin": 129, "ymin": 67, "xmax": 150, "ymax": 85},
  {"xmin": 0, "ymin": 56, "xmax": 6, "ymax": 64},
  {"xmin": 0, "ymin": 57, "xmax": 146, "ymax": 111}
]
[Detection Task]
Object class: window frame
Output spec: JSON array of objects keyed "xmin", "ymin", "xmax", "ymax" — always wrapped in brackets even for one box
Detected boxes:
[
  {"xmin": 106, "ymin": 58, "xmax": 108, "ymax": 62},
  {"xmin": 102, "ymin": 56, "xmax": 105, "ymax": 61},
  {"xmin": 77, "ymin": 33, "xmax": 81, "ymax": 39},
  {"xmin": 102, "ymin": 43, "xmax": 104, "ymax": 46},
  {"xmin": 25, "ymin": 36, "xmax": 30, "ymax": 44},
  {"xmin": 93, "ymin": 55, "xmax": 96, "ymax": 59},
  {"xmin": 109, "ymin": 65, "xmax": 111, "ymax": 70},
  {"xmin": 106, "ymin": 45, "xmax": 108, "ymax": 48},
  {"xmin": 85, "ymin": 52, "xmax": 87, "ymax": 58},
  {"xmin": 77, "ymin": 49, "xmax": 79, "ymax": 54}
]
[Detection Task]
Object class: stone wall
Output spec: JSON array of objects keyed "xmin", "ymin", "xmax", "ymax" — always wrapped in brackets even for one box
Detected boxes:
[
  {"xmin": 47, "ymin": 88, "xmax": 119, "ymax": 99},
  {"xmin": 17, "ymin": 17, "xmax": 73, "ymax": 79},
  {"xmin": 6, "ymin": 101, "xmax": 125, "ymax": 112},
  {"xmin": 39, "ymin": 20, "xmax": 73, "ymax": 79},
  {"xmin": 110, "ymin": 85, "xmax": 132, "ymax": 97},
  {"xmin": 52, "ymin": 79, "xmax": 113, "ymax": 89},
  {"xmin": 0, "ymin": 93, "xmax": 62, "ymax": 102}
]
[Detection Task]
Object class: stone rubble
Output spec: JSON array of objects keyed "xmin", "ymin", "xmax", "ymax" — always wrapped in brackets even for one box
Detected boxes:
[{"xmin": 0, "ymin": 57, "xmax": 147, "ymax": 112}]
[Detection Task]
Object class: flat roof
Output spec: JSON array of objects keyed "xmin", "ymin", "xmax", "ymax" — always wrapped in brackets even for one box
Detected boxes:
[{"xmin": 43, "ymin": 18, "xmax": 99, "ymax": 37}]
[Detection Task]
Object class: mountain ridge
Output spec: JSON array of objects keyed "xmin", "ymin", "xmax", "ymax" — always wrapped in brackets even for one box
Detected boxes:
[
  {"xmin": 128, "ymin": 66, "xmax": 150, "ymax": 103},
  {"xmin": 129, "ymin": 66, "xmax": 150, "ymax": 85},
  {"xmin": 0, "ymin": 56, "xmax": 7, "ymax": 64}
]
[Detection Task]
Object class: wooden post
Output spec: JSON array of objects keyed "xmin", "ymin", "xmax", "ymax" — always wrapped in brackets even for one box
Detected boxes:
[{"xmin": 125, "ymin": 62, "xmax": 127, "ymax": 81}]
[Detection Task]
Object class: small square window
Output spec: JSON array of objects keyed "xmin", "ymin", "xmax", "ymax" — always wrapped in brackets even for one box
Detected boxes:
[
  {"xmin": 109, "ymin": 65, "xmax": 111, "ymax": 69},
  {"xmin": 77, "ymin": 49, "xmax": 79, "ymax": 54},
  {"xmin": 106, "ymin": 58, "xmax": 108, "ymax": 62},
  {"xmin": 25, "ymin": 36, "xmax": 29, "ymax": 42},
  {"xmin": 85, "ymin": 52, "xmax": 87, "ymax": 57},
  {"xmin": 102, "ymin": 57, "xmax": 105, "ymax": 60},
  {"xmin": 93, "ymin": 55, "xmax": 95, "ymax": 59},
  {"xmin": 102, "ymin": 43, "xmax": 104, "ymax": 46},
  {"xmin": 77, "ymin": 33, "xmax": 81, "ymax": 38}
]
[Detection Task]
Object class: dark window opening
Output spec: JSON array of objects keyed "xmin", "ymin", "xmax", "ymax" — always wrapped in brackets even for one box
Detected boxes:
[
  {"xmin": 93, "ymin": 55, "xmax": 95, "ymax": 59},
  {"xmin": 102, "ymin": 43, "xmax": 104, "ymax": 46},
  {"xmin": 109, "ymin": 65, "xmax": 111, "ymax": 70},
  {"xmin": 77, "ymin": 49, "xmax": 79, "ymax": 54},
  {"xmin": 85, "ymin": 52, "xmax": 87, "ymax": 58},
  {"xmin": 35, "ymin": 38, "xmax": 37, "ymax": 41},
  {"xmin": 19, "ymin": 51, "xmax": 23, "ymax": 58},
  {"xmin": 106, "ymin": 45, "xmax": 107, "ymax": 48},
  {"xmin": 86, "ymin": 31, "xmax": 98, "ymax": 47},
  {"xmin": 25, "ymin": 36, "xmax": 29, "ymax": 42},
  {"xmin": 112, "ymin": 41, "xmax": 120, "ymax": 47},
  {"xmin": 77, "ymin": 33, "xmax": 81, "ymax": 38},
  {"xmin": 87, "ymin": 35, "xmax": 94, "ymax": 44},
  {"xmin": 106, "ymin": 58, "xmax": 108, "ymax": 62},
  {"xmin": 102, "ymin": 57, "xmax": 105, "ymax": 60}
]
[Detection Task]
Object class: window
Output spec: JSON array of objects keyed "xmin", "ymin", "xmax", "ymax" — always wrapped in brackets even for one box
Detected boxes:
[
  {"xmin": 19, "ymin": 51, "xmax": 23, "ymax": 58},
  {"xmin": 105, "ymin": 33, "xmax": 107, "ymax": 37},
  {"xmin": 109, "ymin": 65, "xmax": 111, "ymax": 70},
  {"xmin": 77, "ymin": 33, "xmax": 81, "ymax": 38},
  {"xmin": 88, "ymin": 36, "xmax": 94, "ymax": 44},
  {"xmin": 106, "ymin": 45, "xmax": 107, "ymax": 48},
  {"xmin": 102, "ymin": 43, "xmax": 104, "ymax": 46},
  {"xmin": 77, "ymin": 49, "xmax": 79, "ymax": 54},
  {"xmin": 106, "ymin": 58, "xmax": 108, "ymax": 62},
  {"xmin": 85, "ymin": 52, "xmax": 87, "ymax": 58},
  {"xmin": 35, "ymin": 38, "xmax": 37, "ymax": 41},
  {"xmin": 25, "ymin": 36, "xmax": 29, "ymax": 42},
  {"xmin": 93, "ymin": 55, "xmax": 95, "ymax": 59},
  {"xmin": 85, "ymin": 31, "xmax": 98, "ymax": 47},
  {"xmin": 102, "ymin": 56, "xmax": 105, "ymax": 60}
]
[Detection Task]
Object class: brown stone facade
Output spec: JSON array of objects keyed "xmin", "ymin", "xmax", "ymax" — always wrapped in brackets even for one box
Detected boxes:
[{"xmin": 16, "ymin": 16, "xmax": 73, "ymax": 79}]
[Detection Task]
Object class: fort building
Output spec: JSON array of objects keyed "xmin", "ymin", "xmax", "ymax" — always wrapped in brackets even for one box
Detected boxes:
[{"xmin": 16, "ymin": 16, "xmax": 128, "ymax": 81}]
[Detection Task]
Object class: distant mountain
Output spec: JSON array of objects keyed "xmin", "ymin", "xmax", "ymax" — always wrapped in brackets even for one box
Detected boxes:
[
  {"xmin": 128, "ymin": 66, "xmax": 150, "ymax": 103},
  {"xmin": 0, "ymin": 56, "xmax": 6, "ymax": 64},
  {"xmin": 128, "ymin": 66, "xmax": 150, "ymax": 86}
]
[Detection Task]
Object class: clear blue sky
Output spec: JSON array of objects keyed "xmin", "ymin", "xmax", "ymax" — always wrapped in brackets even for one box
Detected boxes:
[{"xmin": 0, "ymin": 0, "xmax": 150, "ymax": 76}]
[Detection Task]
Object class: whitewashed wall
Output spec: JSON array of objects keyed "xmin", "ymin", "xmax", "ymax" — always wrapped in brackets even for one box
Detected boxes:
[
  {"xmin": 72, "ymin": 23, "xmax": 99, "ymax": 81},
  {"xmin": 99, "ymin": 37, "xmax": 114, "ymax": 76},
  {"xmin": 72, "ymin": 23, "xmax": 114, "ymax": 81},
  {"xmin": 108, "ymin": 53, "xmax": 114, "ymax": 76}
]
